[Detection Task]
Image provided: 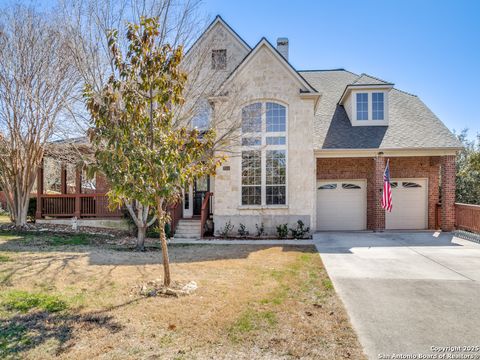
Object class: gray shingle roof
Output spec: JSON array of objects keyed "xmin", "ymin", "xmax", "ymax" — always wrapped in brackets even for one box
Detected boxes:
[
  {"xmin": 351, "ymin": 73, "xmax": 393, "ymax": 86},
  {"xmin": 299, "ymin": 70, "xmax": 462, "ymax": 150}
]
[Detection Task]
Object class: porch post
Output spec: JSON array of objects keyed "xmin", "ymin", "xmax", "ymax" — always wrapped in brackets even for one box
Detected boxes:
[
  {"xmin": 35, "ymin": 158, "xmax": 44, "ymax": 219},
  {"xmin": 441, "ymin": 155, "xmax": 456, "ymax": 231},
  {"xmin": 372, "ymin": 156, "xmax": 386, "ymax": 231},
  {"xmin": 60, "ymin": 164, "xmax": 67, "ymax": 194},
  {"xmin": 74, "ymin": 166, "xmax": 82, "ymax": 218}
]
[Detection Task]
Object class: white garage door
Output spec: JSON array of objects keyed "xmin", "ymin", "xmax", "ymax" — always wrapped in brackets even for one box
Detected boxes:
[
  {"xmin": 386, "ymin": 178, "xmax": 428, "ymax": 230},
  {"xmin": 316, "ymin": 180, "xmax": 367, "ymax": 231}
]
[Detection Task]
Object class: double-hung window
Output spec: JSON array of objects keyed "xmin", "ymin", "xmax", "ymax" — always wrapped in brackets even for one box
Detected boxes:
[
  {"xmin": 241, "ymin": 102, "xmax": 287, "ymax": 206},
  {"xmin": 355, "ymin": 92, "xmax": 386, "ymax": 122},
  {"xmin": 356, "ymin": 93, "xmax": 368, "ymax": 120}
]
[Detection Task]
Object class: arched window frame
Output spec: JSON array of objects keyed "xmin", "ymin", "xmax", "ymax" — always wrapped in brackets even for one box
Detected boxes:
[{"xmin": 240, "ymin": 101, "xmax": 288, "ymax": 207}]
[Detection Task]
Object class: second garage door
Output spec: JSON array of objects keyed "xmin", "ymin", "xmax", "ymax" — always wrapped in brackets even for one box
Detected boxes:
[
  {"xmin": 316, "ymin": 180, "xmax": 367, "ymax": 231},
  {"xmin": 386, "ymin": 178, "xmax": 428, "ymax": 230}
]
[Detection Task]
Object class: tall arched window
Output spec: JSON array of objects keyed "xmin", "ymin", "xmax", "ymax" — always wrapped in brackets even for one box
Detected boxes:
[{"xmin": 241, "ymin": 102, "xmax": 287, "ymax": 206}]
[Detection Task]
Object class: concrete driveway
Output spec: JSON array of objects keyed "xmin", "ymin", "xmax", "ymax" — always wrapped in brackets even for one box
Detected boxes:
[{"xmin": 314, "ymin": 232, "xmax": 480, "ymax": 360}]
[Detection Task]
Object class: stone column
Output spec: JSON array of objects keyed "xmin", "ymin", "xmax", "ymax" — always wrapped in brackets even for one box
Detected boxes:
[
  {"xmin": 372, "ymin": 156, "xmax": 386, "ymax": 231},
  {"xmin": 441, "ymin": 155, "xmax": 456, "ymax": 231}
]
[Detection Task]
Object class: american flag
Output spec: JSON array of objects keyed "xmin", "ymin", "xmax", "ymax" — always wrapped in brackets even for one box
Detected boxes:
[{"xmin": 381, "ymin": 159, "xmax": 393, "ymax": 212}]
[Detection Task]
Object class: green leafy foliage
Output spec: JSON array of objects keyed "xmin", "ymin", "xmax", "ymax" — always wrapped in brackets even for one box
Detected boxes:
[
  {"xmin": 276, "ymin": 223, "xmax": 288, "ymax": 239},
  {"xmin": 289, "ymin": 220, "xmax": 310, "ymax": 239},
  {"xmin": 455, "ymin": 130, "xmax": 480, "ymax": 205},
  {"xmin": 1, "ymin": 291, "xmax": 67, "ymax": 313},
  {"xmin": 217, "ymin": 220, "xmax": 234, "ymax": 238},
  {"xmin": 85, "ymin": 17, "xmax": 222, "ymax": 282},
  {"xmin": 255, "ymin": 223, "xmax": 265, "ymax": 237},
  {"xmin": 237, "ymin": 223, "xmax": 249, "ymax": 237}
]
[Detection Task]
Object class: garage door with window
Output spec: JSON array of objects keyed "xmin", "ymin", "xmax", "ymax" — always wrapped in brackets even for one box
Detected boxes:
[
  {"xmin": 316, "ymin": 180, "xmax": 367, "ymax": 231},
  {"xmin": 386, "ymin": 179, "xmax": 428, "ymax": 230}
]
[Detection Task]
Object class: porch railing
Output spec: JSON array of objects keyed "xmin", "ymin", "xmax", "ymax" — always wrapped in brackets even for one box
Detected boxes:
[
  {"xmin": 455, "ymin": 203, "xmax": 480, "ymax": 234},
  {"xmin": 168, "ymin": 201, "xmax": 183, "ymax": 235},
  {"xmin": 200, "ymin": 192, "xmax": 213, "ymax": 238},
  {"xmin": 39, "ymin": 194, "xmax": 123, "ymax": 218}
]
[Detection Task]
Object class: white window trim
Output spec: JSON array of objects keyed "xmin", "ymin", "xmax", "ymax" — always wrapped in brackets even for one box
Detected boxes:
[
  {"xmin": 240, "ymin": 101, "xmax": 288, "ymax": 208},
  {"xmin": 351, "ymin": 90, "xmax": 389, "ymax": 126}
]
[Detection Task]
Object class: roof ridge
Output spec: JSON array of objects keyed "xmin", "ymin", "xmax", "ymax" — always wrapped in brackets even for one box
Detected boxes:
[
  {"xmin": 353, "ymin": 72, "xmax": 392, "ymax": 85},
  {"xmin": 298, "ymin": 68, "xmax": 347, "ymax": 72}
]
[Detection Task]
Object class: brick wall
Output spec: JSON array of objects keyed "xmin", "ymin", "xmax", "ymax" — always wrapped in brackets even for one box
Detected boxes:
[
  {"xmin": 316, "ymin": 156, "xmax": 441, "ymax": 230},
  {"xmin": 441, "ymin": 155, "xmax": 456, "ymax": 231}
]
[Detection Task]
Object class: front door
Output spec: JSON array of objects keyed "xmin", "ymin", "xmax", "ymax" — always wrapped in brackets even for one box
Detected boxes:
[{"xmin": 193, "ymin": 176, "xmax": 209, "ymax": 216}]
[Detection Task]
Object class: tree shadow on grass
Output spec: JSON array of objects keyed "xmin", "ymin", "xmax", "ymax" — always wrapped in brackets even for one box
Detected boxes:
[{"xmin": 0, "ymin": 299, "xmax": 137, "ymax": 358}]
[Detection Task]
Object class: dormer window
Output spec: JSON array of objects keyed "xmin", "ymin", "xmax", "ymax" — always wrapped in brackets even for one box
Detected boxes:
[
  {"xmin": 372, "ymin": 92, "xmax": 384, "ymax": 120},
  {"xmin": 212, "ymin": 49, "xmax": 227, "ymax": 70},
  {"xmin": 349, "ymin": 90, "xmax": 389, "ymax": 126},
  {"xmin": 356, "ymin": 93, "xmax": 368, "ymax": 120}
]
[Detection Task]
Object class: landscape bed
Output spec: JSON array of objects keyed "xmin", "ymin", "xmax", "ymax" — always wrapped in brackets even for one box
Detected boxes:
[{"xmin": 0, "ymin": 231, "xmax": 364, "ymax": 359}]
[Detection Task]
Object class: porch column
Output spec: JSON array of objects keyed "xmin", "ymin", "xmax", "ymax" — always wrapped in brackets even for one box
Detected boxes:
[
  {"xmin": 35, "ymin": 158, "xmax": 44, "ymax": 219},
  {"xmin": 372, "ymin": 156, "xmax": 386, "ymax": 231},
  {"xmin": 74, "ymin": 166, "xmax": 82, "ymax": 218},
  {"xmin": 60, "ymin": 164, "xmax": 67, "ymax": 194},
  {"xmin": 441, "ymin": 155, "xmax": 456, "ymax": 231}
]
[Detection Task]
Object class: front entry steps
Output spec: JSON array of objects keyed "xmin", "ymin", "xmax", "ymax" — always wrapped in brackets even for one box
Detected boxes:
[{"xmin": 174, "ymin": 219, "xmax": 201, "ymax": 239}]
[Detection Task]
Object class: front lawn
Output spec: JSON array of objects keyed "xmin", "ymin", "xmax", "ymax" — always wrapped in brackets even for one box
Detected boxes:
[{"xmin": 0, "ymin": 232, "xmax": 364, "ymax": 359}]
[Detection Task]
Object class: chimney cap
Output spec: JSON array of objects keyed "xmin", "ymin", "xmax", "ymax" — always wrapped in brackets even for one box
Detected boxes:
[{"xmin": 277, "ymin": 37, "xmax": 289, "ymax": 44}]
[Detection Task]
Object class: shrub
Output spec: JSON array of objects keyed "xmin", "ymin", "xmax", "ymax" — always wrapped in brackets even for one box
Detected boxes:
[
  {"xmin": 290, "ymin": 220, "xmax": 310, "ymax": 239},
  {"xmin": 237, "ymin": 223, "xmax": 249, "ymax": 237},
  {"xmin": 276, "ymin": 223, "xmax": 288, "ymax": 239},
  {"xmin": 255, "ymin": 222, "xmax": 265, "ymax": 237},
  {"xmin": 217, "ymin": 220, "xmax": 234, "ymax": 238}
]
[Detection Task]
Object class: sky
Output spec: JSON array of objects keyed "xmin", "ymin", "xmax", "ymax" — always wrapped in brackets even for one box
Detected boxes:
[{"xmin": 200, "ymin": 0, "xmax": 480, "ymax": 138}]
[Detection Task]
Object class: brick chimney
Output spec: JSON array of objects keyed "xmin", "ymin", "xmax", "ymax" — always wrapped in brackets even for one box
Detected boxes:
[{"xmin": 276, "ymin": 37, "xmax": 289, "ymax": 61}]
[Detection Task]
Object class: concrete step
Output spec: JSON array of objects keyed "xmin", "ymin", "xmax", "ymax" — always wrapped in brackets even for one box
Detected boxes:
[{"xmin": 175, "ymin": 219, "xmax": 201, "ymax": 239}]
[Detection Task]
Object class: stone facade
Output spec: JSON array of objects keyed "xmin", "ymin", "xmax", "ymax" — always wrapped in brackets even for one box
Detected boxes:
[{"xmin": 212, "ymin": 45, "xmax": 316, "ymax": 235}]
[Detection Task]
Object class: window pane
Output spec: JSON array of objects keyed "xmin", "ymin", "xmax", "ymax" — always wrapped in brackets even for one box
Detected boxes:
[
  {"xmin": 242, "ymin": 103, "xmax": 262, "ymax": 133},
  {"xmin": 266, "ymin": 150, "xmax": 286, "ymax": 186},
  {"xmin": 372, "ymin": 92, "xmax": 384, "ymax": 120},
  {"xmin": 241, "ymin": 137, "xmax": 261, "ymax": 146},
  {"xmin": 266, "ymin": 136, "xmax": 286, "ymax": 145},
  {"xmin": 191, "ymin": 100, "xmax": 211, "ymax": 130},
  {"xmin": 356, "ymin": 93, "xmax": 368, "ymax": 120},
  {"xmin": 266, "ymin": 186, "xmax": 286, "ymax": 205},
  {"xmin": 211, "ymin": 49, "xmax": 227, "ymax": 70},
  {"xmin": 266, "ymin": 102, "xmax": 286, "ymax": 132},
  {"xmin": 242, "ymin": 150, "xmax": 261, "ymax": 205}
]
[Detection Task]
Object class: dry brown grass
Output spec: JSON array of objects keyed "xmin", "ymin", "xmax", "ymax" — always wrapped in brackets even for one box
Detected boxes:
[{"xmin": 0, "ymin": 232, "xmax": 365, "ymax": 359}]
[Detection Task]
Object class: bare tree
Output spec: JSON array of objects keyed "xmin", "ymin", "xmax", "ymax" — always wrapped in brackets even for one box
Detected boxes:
[{"xmin": 0, "ymin": 5, "xmax": 80, "ymax": 226}]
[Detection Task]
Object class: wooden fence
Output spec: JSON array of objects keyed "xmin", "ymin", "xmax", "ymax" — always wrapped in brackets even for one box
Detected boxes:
[{"xmin": 455, "ymin": 203, "xmax": 480, "ymax": 234}]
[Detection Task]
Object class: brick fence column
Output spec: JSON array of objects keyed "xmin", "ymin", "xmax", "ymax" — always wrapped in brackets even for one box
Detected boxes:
[
  {"xmin": 441, "ymin": 155, "xmax": 456, "ymax": 231},
  {"xmin": 372, "ymin": 156, "xmax": 386, "ymax": 231}
]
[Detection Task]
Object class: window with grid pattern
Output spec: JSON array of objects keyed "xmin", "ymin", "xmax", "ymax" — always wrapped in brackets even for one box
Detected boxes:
[
  {"xmin": 356, "ymin": 93, "xmax": 368, "ymax": 120},
  {"xmin": 266, "ymin": 102, "xmax": 286, "ymax": 132},
  {"xmin": 372, "ymin": 92, "xmax": 384, "ymax": 120},
  {"xmin": 241, "ymin": 151, "xmax": 261, "ymax": 205},
  {"xmin": 266, "ymin": 150, "xmax": 286, "ymax": 205},
  {"xmin": 240, "ymin": 102, "xmax": 287, "ymax": 206},
  {"xmin": 241, "ymin": 103, "xmax": 262, "ymax": 133},
  {"xmin": 211, "ymin": 49, "xmax": 227, "ymax": 70}
]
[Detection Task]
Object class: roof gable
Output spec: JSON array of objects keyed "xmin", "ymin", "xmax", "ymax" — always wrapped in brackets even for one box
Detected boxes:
[
  {"xmin": 217, "ymin": 38, "xmax": 318, "ymax": 94},
  {"xmin": 184, "ymin": 15, "xmax": 250, "ymax": 60}
]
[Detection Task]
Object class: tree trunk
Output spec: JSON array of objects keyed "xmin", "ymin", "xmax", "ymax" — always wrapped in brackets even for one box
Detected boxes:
[
  {"xmin": 157, "ymin": 200, "xmax": 171, "ymax": 287},
  {"xmin": 136, "ymin": 226, "xmax": 146, "ymax": 251}
]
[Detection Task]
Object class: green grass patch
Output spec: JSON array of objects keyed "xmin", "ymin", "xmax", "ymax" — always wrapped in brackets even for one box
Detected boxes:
[
  {"xmin": 322, "ymin": 279, "xmax": 334, "ymax": 291},
  {"xmin": 0, "ymin": 254, "xmax": 11, "ymax": 263},
  {"xmin": 228, "ymin": 309, "xmax": 277, "ymax": 342},
  {"xmin": 45, "ymin": 234, "xmax": 90, "ymax": 246},
  {"xmin": 1, "ymin": 291, "xmax": 68, "ymax": 313}
]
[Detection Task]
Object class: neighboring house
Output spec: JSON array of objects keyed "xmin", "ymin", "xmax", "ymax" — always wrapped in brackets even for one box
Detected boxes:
[{"xmin": 35, "ymin": 16, "xmax": 462, "ymax": 236}]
